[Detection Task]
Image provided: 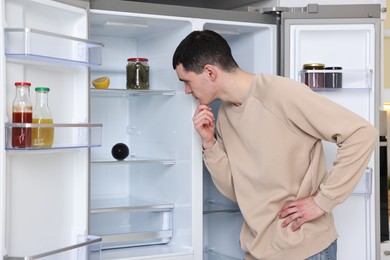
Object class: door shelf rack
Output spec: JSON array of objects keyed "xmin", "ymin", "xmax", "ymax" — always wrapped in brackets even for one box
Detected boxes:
[
  {"xmin": 4, "ymin": 235, "xmax": 102, "ymax": 260},
  {"xmin": 4, "ymin": 28, "xmax": 103, "ymax": 67},
  {"xmin": 298, "ymin": 69, "xmax": 372, "ymax": 91},
  {"xmin": 4, "ymin": 123, "xmax": 102, "ymax": 150}
]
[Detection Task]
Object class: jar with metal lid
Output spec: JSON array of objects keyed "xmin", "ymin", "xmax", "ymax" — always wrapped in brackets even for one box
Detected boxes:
[
  {"xmin": 303, "ymin": 63, "xmax": 325, "ymax": 88},
  {"xmin": 324, "ymin": 66, "xmax": 342, "ymax": 88},
  {"xmin": 126, "ymin": 58, "xmax": 149, "ymax": 89}
]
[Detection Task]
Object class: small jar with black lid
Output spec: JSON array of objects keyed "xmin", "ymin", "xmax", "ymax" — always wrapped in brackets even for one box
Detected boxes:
[
  {"xmin": 126, "ymin": 58, "xmax": 149, "ymax": 89},
  {"xmin": 324, "ymin": 66, "xmax": 342, "ymax": 88},
  {"xmin": 303, "ymin": 63, "xmax": 325, "ymax": 88}
]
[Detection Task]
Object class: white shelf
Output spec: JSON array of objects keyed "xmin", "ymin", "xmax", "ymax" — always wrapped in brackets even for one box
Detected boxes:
[
  {"xmin": 91, "ymin": 157, "xmax": 175, "ymax": 165},
  {"xmin": 5, "ymin": 123, "xmax": 102, "ymax": 150},
  {"xmin": 5, "ymin": 28, "xmax": 103, "ymax": 66},
  {"xmin": 90, "ymin": 88, "xmax": 176, "ymax": 97}
]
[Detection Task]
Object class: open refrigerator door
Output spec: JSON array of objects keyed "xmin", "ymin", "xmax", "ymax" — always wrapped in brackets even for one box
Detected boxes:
[
  {"xmin": 1, "ymin": 0, "xmax": 104, "ymax": 259},
  {"xmin": 279, "ymin": 4, "xmax": 381, "ymax": 259}
]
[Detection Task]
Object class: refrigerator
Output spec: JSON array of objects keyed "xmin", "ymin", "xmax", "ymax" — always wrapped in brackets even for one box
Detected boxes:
[{"xmin": 0, "ymin": 0, "xmax": 381, "ymax": 259}]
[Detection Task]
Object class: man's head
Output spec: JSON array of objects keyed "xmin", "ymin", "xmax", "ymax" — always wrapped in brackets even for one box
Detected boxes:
[{"xmin": 172, "ymin": 30, "xmax": 238, "ymax": 73}]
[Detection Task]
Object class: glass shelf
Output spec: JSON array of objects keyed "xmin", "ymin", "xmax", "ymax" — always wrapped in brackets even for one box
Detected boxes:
[
  {"xmin": 90, "ymin": 196, "xmax": 173, "ymax": 249},
  {"xmin": 298, "ymin": 69, "xmax": 372, "ymax": 91},
  {"xmin": 91, "ymin": 157, "xmax": 175, "ymax": 165},
  {"xmin": 203, "ymin": 200, "xmax": 240, "ymax": 214},
  {"xmin": 5, "ymin": 123, "xmax": 102, "ymax": 150},
  {"xmin": 4, "ymin": 235, "xmax": 102, "ymax": 260},
  {"xmin": 204, "ymin": 250, "xmax": 241, "ymax": 260},
  {"xmin": 5, "ymin": 28, "xmax": 103, "ymax": 66},
  {"xmin": 90, "ymin": 196, "xmax": 174, "ymax": 213},
  {"xmin": 90, "ymin": 88, "xmax": 176, "ymax": 97}
]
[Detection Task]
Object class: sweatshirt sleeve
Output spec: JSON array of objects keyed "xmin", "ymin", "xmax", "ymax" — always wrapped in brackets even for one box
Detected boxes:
[
  {"xmin": 203, "ymin": 125, "xmax": 237, "ymax": 202},
  {"xmin": 277, "ymin": 82, "xmax": 377, "ymax": 212}
]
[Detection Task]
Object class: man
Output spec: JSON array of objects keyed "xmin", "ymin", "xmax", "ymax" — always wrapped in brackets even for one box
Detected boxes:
[{"xmin": 172, "ymin": 30, "xmax": 377, "ymax": 260}]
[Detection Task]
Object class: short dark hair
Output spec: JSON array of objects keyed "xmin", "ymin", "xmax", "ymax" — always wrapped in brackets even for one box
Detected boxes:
[{"xmin": 172, "ymin": 30, "xmax": 238, "ymax": 74}]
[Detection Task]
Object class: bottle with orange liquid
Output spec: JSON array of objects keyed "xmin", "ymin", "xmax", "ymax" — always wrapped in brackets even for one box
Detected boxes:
[
  {"xmin": 32, "ymin": 87, "xmax": 54, "ymax": 148},
  {"xmin": 12, "ymin": 82, "xmax": 33, "ymax": 148}
]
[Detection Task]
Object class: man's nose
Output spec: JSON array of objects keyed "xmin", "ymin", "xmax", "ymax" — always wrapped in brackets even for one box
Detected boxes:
[{"xmin": 185, "ymin": 85, "xmax": 192, "ymax": 94}]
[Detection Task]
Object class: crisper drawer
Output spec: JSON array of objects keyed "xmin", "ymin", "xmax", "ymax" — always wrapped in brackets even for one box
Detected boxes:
[{"xmin": 90, "ymin": 196, "xmax": 173, "ymax": 249}]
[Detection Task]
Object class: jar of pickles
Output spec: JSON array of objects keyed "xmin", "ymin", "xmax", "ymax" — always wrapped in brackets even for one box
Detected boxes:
[
  {"xmin": 303, "ymin": 63, "xmax": 325, "ymax": 88},
  {"xmin": 126, "ymin": 58, "xmax": 149, "ymax": 89}
]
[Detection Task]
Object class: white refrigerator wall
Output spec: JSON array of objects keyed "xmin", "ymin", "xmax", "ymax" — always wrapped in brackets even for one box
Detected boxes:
[{"xmin": 288, "ymin": 22, "xmax": 377, "ymax": 259}]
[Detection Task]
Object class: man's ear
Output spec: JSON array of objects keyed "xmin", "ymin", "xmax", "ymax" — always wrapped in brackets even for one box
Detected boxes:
[{"xmin": 203, "ymin": 64, "xmax": 217, "ymax": 81}]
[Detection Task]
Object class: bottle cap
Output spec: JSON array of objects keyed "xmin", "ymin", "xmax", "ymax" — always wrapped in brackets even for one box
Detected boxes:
[
  {"xmin": 15, "ymin": 82, "xmax": 31, "ymax": 87},
  {"xmin": 35, "ymin": 87, "xmax": 50, "ymax": 92},
  {"xmin": 127, "ymin": 57, "xmax": 148, "ymax": 62}
]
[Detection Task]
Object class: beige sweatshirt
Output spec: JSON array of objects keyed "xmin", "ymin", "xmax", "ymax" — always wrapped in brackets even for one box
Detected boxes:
[{"xmin": 203, "ymin": 74, "xmax": 377, "ymax": 260}]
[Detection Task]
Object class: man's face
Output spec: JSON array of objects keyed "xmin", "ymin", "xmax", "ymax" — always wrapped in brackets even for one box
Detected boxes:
[{"xmin": 175, "ymin": 63, "xmax": 214, "ymax": 105}]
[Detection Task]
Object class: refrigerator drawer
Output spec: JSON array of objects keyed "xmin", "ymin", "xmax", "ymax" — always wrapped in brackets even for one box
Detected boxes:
[
  {"xmin": 90, "ymin": 196, "xmax": 173, "ymax": 249},
  {"xmin": 4, "ymin": 28, "xmax": 103, "ymax": 66}
]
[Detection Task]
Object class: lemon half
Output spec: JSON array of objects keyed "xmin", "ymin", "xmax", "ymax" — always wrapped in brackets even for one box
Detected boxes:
[{"xmin": 92, "ymin": 76, "xmax": 110, "ymax": 89}]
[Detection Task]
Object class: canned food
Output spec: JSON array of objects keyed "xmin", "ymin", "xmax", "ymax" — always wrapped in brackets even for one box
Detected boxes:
[
  {"xmin": 303, "ymin": 63, "xmax": 325, "ymax": 88},
  {"xmin": 324, "ymin": 66, "xmax": 342, "ymax": 88},
  {"xmin": 126, "ymin": 58, "xmax": 149, "ymax": 89}
]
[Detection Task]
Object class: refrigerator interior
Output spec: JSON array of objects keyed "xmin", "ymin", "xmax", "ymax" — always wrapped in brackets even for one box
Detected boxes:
[
  {"xmin": 288, "ymin": 22, "xmax": 376, "ymax": 259},
  {"xmin": 2, "ymin": 0, "xmax": 104, "ymax": 258},
  {"xmin": 88, "ymin": 10, "xmax": 197, "ymax": 259},
  {"xmin": 88, "ymin": 9, "xmax": 276, "ymax": 259}
]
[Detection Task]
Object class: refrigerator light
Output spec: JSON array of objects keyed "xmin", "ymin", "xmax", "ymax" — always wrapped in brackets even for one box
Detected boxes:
[{"xmin": 105, "ymin": 21, "xmax": 149, "ymax": 28}]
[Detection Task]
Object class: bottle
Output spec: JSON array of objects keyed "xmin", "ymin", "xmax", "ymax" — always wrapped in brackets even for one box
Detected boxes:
[
  {"xmin": 12, "ymin": 82, "xmax": 33, "ymax": 148},
  {"xmin": 32, "ymin": 87, "xmax": 54, "ymax": 147},
  {"xmin": 126, "ymin": 57, "xmax": 149, "ymax": 89}
]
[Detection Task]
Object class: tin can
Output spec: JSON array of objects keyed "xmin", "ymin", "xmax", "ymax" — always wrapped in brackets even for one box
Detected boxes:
[
  {"xmin": 126, "ymin": 58, "xmax": 149, "ymax": 89},
  {"xmin": 303, "ymin": 63, "xmax": 325, "ymax": 88},
  {"xmin": 324, "ymin": 66, "xmax": 342, "ymax": 88}
]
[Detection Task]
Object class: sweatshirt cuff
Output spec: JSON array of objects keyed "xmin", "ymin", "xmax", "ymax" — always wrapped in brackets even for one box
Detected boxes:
[{"xmin": 314, "ymin": 191, "xmax": 340, "ymax": 213}]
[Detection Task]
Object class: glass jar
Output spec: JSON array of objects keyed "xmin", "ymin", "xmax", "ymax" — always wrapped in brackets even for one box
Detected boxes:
[
  {"xmin": 12, "ymin": 82, "xmax": 32, "ymax": 148},
  {"xmin": 126, "ymin": 57, "xmax": 149, "ymax": 89},
  {"xmin": 32, "ymin": 87, "xmax": 54, "ymax": 148},
  {"xmin": 303, "ymin": 63, "xmax": 325, "ymax": 88},
  {"xmin": 324, "ymin": 66, "xmax": 342, "ymax": 88}
]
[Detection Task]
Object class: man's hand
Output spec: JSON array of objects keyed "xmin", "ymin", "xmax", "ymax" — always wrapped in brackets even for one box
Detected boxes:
[
  {"xmin": 193, "ymin": 104, "xmax": 215, "ymax": 149},
  {"xmin": 279, "ymin": 196, "xmax": 325, "ymax": 231}
]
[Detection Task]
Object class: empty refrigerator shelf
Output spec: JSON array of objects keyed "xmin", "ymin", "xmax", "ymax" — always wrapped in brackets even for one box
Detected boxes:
[
  {"xmin": 4, "ymin": 28, "xmax": 103, "ymax": 66},
  {"xmin": 90, "ymin": 88, "xmax": 176, "ymax": 97},
  {"xmin": 203, "ymin": 201, "xmax": 240, "ymax": 214},
  {"xmin": 204, "ymin": 250, "xmax": 241, "ymax": 260},
  {"xmin": 90, "ymin": 196, "xmax": 174, "ymax": 213},
  {"xmin": 90, "ymin": 196, "xmax": 174, "ymax": 249},
  {"xmin": 4, "ymin": 123, "xmax": 102, "ymax": 150},
  {"xmin": 100, "ymin": 244, "xmax": 193, "ymax": 259},
  {"xmin": 91, "ymin": 157, "xmax": 176, "ymax": 165},
  {"xmin": 4, "ymin": 235, "xmax": 102, "ymax": 260}
]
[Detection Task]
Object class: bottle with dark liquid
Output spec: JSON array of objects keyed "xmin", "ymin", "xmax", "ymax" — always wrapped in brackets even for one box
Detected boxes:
[{"xmin": 12, "ymin": 82, "xmax": 33, "ymax": 148}]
